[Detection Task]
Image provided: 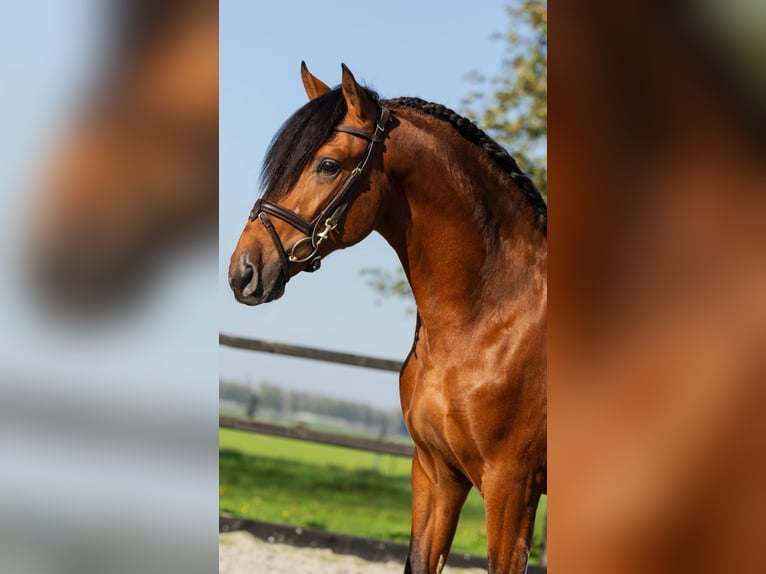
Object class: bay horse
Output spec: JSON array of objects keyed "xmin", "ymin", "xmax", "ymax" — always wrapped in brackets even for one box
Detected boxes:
[{"xmin": 228, "ymin": 63, "xmax": 547, "ymax": 574}]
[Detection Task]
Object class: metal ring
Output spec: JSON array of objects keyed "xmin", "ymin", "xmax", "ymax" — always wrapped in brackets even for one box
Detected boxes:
[{"xmin": 287, "ymin": 236, "xmax": 317, "ymax": 263}]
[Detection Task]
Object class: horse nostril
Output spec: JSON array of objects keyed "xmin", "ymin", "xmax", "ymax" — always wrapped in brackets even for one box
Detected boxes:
[
  {"xmin": 239, "ymin": 264, "xmax": 254, "ymax": 291},
  {"xmin": 230, "ymin": 259, "xmax": 265, "ymax": 301}
]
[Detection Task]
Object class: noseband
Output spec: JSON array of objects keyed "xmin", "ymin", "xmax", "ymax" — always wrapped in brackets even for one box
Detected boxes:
[{"xmin": 249, "ymin": 105, "xmax": 390, "ymax": 281}]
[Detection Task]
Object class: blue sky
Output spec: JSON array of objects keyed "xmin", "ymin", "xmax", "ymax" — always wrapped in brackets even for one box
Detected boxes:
[{"xmin": 220, "ymin": 0, "xmax": 513, "ymax": 409}]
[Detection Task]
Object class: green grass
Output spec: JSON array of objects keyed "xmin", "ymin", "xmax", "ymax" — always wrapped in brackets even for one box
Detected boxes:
[
  {"xmin": 219, "ymin": 428, "xmax": 547, "ymax": 560},
  {"xmin": 220, "ymin": 424, "xmax": 412, "ymax": 474}
]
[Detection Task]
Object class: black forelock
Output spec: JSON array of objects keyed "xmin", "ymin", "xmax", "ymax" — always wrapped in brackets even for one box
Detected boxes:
[{"xmin": 260, "ymin": 86, "xmax": 380, "ymax": 200}]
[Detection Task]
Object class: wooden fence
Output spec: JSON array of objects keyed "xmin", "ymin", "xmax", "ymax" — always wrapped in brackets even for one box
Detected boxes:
[{"xmin": 219, "ymin": 332, "xmax": 409, "ymax": 456}]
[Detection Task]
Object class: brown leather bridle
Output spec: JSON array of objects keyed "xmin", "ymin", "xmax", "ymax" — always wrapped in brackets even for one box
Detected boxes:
[{"xmin": 249, "ymin": 105, "xmax": 390, "ymax": 280}]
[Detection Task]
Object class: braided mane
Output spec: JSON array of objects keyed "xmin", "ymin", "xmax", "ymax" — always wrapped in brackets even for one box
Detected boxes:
[{"xmin": 384, "ymin": 97, "xmax": 547, "ymax": 234}]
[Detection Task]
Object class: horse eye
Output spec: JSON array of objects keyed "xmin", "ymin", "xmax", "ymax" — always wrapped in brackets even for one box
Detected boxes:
[{"xmin": 317, "ymin": 158, "xmax": 341, "ymax": 175}]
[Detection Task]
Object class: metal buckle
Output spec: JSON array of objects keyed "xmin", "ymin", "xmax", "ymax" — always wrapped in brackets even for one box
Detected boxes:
[{"xmin": 316, "ymin": 219, "xmax": 337, "ymax": 244}]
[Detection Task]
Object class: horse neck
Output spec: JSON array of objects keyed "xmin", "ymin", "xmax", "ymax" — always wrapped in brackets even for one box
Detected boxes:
[{"xmin": 376, "ymin": 111, "xmax": 547, "ymax": 337}]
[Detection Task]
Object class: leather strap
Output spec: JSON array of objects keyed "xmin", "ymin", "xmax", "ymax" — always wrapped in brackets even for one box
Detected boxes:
[
  {"xmin": 257, "ymin": 212, "xmax": 291, "ymax": 279},
  {"xmin": 334, "ymin": 126, "xmax": 373, "ymax": 140},
  {"xmin": 335, "ymin": 106, "xmax": 389, "ymax": 143},
  {"xmin": 252, "ymin": 199, "xmax": 313, "ymax": 236},
  {"xmin": 321, "ymin": 106, "xmax": 390, "ymax": 227}
]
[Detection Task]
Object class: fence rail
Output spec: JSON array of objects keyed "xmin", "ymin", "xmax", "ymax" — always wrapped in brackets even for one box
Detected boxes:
[
  {"xmin": 220, "ymin": 415, "xmax": 413, "ymax": 457},
  {"xmin": 219, "ymin": 333, "xmax": 403, "ymax": 372}
]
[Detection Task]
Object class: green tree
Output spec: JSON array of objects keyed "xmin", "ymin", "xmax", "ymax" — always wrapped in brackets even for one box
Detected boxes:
[
  {"xmin": 462, "ymin": 0, "xmax": 547, "ymax": 199},
  {"xmin": 219, "ymin": 380, "xmax": 254, "ymax": 404},
  {"xmin": 364, "ymin": 0, "xmax": 547, "ymax": 303}
]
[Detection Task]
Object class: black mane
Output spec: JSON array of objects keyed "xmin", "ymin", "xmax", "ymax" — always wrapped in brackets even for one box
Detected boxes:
[{"xmin": 260, "ymin": 87, "xmax": 547, "ymax": 234}]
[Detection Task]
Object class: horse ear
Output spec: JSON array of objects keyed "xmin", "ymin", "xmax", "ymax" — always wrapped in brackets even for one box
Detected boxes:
[
  {"xmin": 340, "ymin": 63, "xmax": 376, "ymax": 126},
  {"xmin": 300, "ymin": 61, "xmax": 330, "ymax": 100}
]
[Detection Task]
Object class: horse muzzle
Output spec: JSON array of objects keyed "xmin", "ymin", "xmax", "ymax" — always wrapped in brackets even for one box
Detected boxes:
[{"xmin": 228, "ymin": 253, "xmax": 285, "ymax": 306}]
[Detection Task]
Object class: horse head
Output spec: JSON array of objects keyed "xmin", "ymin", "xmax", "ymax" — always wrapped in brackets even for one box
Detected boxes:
[{"xmin": 229, "ymin": 63, "xmax": 389, "ymax": 305}]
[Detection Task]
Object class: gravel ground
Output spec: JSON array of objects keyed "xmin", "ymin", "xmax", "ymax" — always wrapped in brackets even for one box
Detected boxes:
[{"xmin": 219, "ymin": 531, "xmax": 488, "ymax": 574}]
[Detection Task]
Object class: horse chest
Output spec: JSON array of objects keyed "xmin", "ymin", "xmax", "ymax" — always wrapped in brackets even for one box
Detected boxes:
[{"xmin": 401, "ymin": 363, "xmax": 492, "ymax": 484}]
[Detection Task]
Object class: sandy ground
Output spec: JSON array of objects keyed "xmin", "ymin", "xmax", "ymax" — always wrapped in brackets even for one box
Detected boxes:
[{"xmin": 219, "ymin": 531, "xmax": 489, "ymax": 574}]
